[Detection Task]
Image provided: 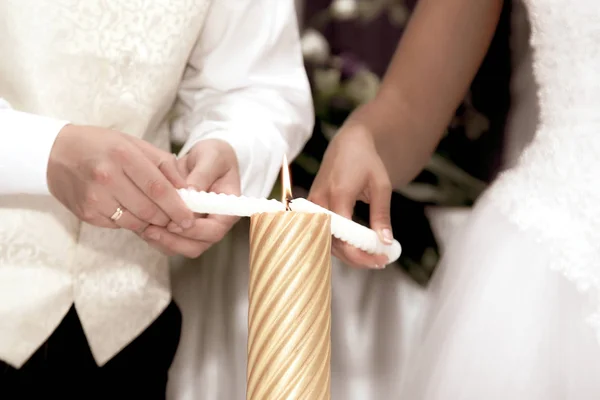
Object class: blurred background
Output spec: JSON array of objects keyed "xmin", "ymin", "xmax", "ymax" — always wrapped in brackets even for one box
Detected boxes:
[{"xmin": 287, "ymin": 0, "xmax": 512, "ymax": 286}]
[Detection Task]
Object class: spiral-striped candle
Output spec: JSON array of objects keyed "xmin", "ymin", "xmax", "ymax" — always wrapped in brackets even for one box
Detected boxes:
[{"xmin": 247, "ymin": 211, "xmax": 331, "ymax": 400}]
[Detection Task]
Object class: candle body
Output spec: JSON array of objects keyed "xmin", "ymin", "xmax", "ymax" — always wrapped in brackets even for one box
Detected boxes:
[{"xmin": 248, "ymin": 212, "xmax": 331, "ymax": 400}]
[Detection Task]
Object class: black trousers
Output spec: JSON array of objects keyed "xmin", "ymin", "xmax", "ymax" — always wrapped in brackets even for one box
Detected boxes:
[{"xmin": 0, "ymin": 301, "xmax": 182, "ymax": 400}]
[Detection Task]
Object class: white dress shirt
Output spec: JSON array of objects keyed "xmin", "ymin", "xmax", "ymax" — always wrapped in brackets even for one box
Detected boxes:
[{"xmin": 0, "ymin": 0, "xmax": 312, "ymax": 368}]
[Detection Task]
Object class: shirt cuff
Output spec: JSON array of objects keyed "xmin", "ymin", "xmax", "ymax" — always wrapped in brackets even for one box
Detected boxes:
[
  {"xmin": 0, "ymin": 109, "xmax": 69, "ymax": 195},
  {"xmin": 179, "ymin": 122, "xmax": 286, "ymax": 198}
]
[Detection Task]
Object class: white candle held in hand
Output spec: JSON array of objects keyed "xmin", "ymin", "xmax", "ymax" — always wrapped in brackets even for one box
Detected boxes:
[
  {"xmin": 177, "ymin": 155, "xmax": 402, "ymax": 265},
  {"xmin": 177, "ymin": 189, "xmax": 285, "ymax": 217},
  {"xmin": 288, "ymin": 198, "xmax": 402, "ymax": 264}
]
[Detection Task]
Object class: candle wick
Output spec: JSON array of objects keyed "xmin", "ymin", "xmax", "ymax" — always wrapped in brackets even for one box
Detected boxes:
[{"xmin": 285, "ymin": 198, "xmax": 292, "ymax": 211}]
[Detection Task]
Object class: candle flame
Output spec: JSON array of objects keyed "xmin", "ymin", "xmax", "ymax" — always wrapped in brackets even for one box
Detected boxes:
[{"xmin": 281, "ymin": 155, "xmax": 292, "ymax": 209}]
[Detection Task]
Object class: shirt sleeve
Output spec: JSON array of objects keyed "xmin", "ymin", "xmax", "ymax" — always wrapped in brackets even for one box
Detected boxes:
[
  {"xmin": 171, "ymin": 0, "xmax": 314, "ymax": 198},
  {"xmin": 0, "ymin": 99, "xmax": 68, "ymax": 195}
]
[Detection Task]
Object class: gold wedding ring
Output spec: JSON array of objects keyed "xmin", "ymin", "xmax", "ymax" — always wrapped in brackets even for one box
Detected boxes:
[{"xmin": 110, "ymin": 207, "xmax": 124, "ymax": 221}]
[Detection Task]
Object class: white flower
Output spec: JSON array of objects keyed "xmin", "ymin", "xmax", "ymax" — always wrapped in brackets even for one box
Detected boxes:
[
  {"xmin": 388, "ymin": 3, "xmax": 409, "ymax": 26},
  {"xmin": 330, "ymin": 0, "xmax": 359, "ymax": 20},
  {"xmin": 313, "ymin": 68, "xmax": 341, "ymax": 96},
  {"xmin": 301, "ymin": 29, "xmax": 330, "ymax": 64},
  {"xmin": 344, "ymin": 69, "xmax": 381, "ymax": 105}
]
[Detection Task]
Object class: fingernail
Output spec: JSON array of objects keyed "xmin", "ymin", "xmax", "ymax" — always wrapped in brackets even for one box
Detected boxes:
[
  {"xmin": 146, "ymin": 232, "xmax": 160, "ymax": 241},
  {"xmin": 373, "ymin": 264, "xmax": 386, "ymax": 269},
  {"xmin": 379, "ymin": 228, "xmax": 394, "ymax": 244},
  {"xmin": 180, "ymin": 219, "xmax": 194, "ymax": 229}
]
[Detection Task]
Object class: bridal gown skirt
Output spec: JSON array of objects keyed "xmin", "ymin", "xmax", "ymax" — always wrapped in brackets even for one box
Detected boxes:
[{"xmin": 398, "ymin": 193, "xmax": 600, "ymax": 399}]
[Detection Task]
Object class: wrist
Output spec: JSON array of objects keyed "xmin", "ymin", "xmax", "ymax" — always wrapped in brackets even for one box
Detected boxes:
[
  {"xmin": 48, "ymin": 124, "xmax": 78, "ymax": 166},
  {"xmin": 344, "ymin": 99, "xmax": 435, "ymax": 188}
]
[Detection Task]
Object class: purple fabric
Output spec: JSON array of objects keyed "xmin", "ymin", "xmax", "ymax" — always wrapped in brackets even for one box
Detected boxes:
[{"xmin": 303, "ymin": 0, "xmax": 412, "ymax": 77}]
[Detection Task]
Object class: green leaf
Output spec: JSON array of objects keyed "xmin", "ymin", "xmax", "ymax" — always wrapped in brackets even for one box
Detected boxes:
[
  {"xmin": 294, "ymin": 153, "xmax": 322, "ymax": 176},
  {"xmin": 270, "ymin": 179, "xmax": 282, "ymax": 201}
]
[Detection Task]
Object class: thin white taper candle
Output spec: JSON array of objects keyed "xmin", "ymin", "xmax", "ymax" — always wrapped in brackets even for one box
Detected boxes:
[
  {"xmin": 177, "ymin": 189, "xmax": 285, "ymax": 216},
  {"xmin": 177, "ymin": 189, "xmax": 402, "ymax": 264},
  {"xmin": 289, "ymin": 198, "xmax": 402, "ymax": 264}
]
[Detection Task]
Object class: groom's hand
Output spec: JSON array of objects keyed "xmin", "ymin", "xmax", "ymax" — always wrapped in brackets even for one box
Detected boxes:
[
  {"xmin": 142, "ymin": 139, "xmax": 241, "ymax": 258},
  {"xmin": 47, "ymin": 125, "xmax": 194, "ymax": 232}
]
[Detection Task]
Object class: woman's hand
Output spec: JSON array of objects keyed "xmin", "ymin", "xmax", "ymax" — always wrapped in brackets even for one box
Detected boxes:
[{"xmin": 309, "ymin": 123, "xmax": 394, "ymax": 268}]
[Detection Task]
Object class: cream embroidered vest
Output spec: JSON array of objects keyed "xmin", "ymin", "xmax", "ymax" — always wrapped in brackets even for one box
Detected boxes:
[{"xmin": 0, "ymin": 0, "xmax": 211, "ymax": 368}]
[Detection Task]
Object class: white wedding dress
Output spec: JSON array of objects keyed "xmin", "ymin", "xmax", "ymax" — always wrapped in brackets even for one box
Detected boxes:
[{"xmin": 398, "ymin": 0, "xmax": 600, "ymax": 398}]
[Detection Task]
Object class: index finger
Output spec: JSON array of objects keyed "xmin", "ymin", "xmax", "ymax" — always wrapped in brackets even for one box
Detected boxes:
[
  {"xmin": 332, "ymin": 239, "xmax": 388, "ymax": 269},
  {"xmin": 121, "ymin": 148, "xmax": 194, "ymax": 228},
  {"xmin": 124, "ymin": 136, "xmax": 188, "ymax": 189}
]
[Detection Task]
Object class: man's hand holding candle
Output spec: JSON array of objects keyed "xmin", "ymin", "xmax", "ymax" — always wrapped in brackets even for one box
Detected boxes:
[
  {"xmin": 47, "ymin": 124, "xmax": 195, "ymax": 232},
  {"xmin": 143, "ymin": 139, "xmax": 241, "ymax": 258}
]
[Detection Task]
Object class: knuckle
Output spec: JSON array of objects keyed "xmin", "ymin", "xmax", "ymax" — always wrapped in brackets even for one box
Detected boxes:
[
  {"xmin": 83, "ymin": 190, "xmax": 99, "ymax": 207},
  {"xmin": 138, "ymin": 225, "xmax": 150, "ymax": 236},
  {"xmin": 162, "ymin": 249, "xmax": 176, "ymax": 257},
  {"xmin": 308, "ymin": 187, "xmax": 326, "ymax": 204},
  {"xmin": 152, "ymin": 214, "xmax": 170, "ymax": 227},
  {"xmin": 374, "ymin": 177, "xmax": 392, "ymax": 193},
  {"xmin": 137, "ymin": 205, "xmax": 158, "ymax": 222},
  {"xmin": 108, "ymin": 145, "xmax": 131, "ymax": 165},
  {"xmin": 90, "ymin": 163, "xmax": 112, "ymax": 185},
  {"xmin": 176, "ymin": 157, "xmax": 187, "ymax": 173},
  {"xmin": 186, "ymin": 247, "xmax": 204, "ymax": 259},
  {"xmin": 310, "ymin": 194, "xmax": 327, "ymax": 207},
  {"xmin": 372, "ymin": 207, "xmax": 390, "ymax": 219},
  {"xmin": 159, "ymin": 154, "xmax": 178, "ymax": 169},
  {"xmin": 210, "ymin": 230, "xmax": 227, "ymax": 244},
  {"xmin": 79, "ymin": 208, "xmax": 97, "ymax": 223},
  {"xmin": 125, "ymin": 221, "xmax": 145, "ymax": 233},
  {"xmin": 80, "ymin": 193, "xmax": 99, "ymax": 220},
  {"xmin": 188, "ymin": 173, "xmax": 210, "ymax": 190},
  {"xmin": 330, "ymin": 184, "xmax": 353, "ymax": 200},
  {"xmin": 146, "ymin": 179, "xmax": 167, "ymax": 199}
]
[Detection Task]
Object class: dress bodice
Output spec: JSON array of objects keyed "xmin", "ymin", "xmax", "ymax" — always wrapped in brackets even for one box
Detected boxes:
[
  {"xmin": 526, "ymin": 0, "xmax": 600, "ymax": 127},
  {"xmin": 490, "ymin": 0, "xmax": 600, "ymax": 337}
]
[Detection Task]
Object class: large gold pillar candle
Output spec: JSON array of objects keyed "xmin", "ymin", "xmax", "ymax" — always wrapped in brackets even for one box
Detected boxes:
[{"xmin": 247, "ymin": 211, "xmax": 332, "ymax": 400}]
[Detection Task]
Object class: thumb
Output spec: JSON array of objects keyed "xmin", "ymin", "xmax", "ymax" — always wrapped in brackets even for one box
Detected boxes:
[
  {"xmin": 186, "ymin": 151, "xmax": 221, "ymax": 191},
  {"xmin": 369, "ymin": 176, "xmax": 394, "ymax": 245},
  {"xmin": 329, "ymin": 185, "xmax": 361, "ymax": 221}
]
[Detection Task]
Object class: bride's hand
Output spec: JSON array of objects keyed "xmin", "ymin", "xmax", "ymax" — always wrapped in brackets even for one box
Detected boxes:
[{"xmin": 309, "ymin": 124, "xmax": 393, "ymax": 269}]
